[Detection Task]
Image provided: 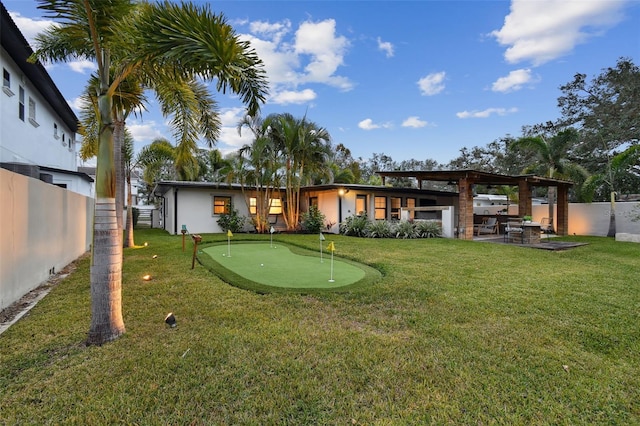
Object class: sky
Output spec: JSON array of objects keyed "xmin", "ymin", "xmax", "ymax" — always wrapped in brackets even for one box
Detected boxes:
[{"xmin": 5, "ymin": 0, "xmax": 639, "ymax": 165}]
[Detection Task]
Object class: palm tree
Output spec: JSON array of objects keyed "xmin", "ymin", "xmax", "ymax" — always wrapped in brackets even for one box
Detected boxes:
[
  {"xmin": 263, "ymin": 113, "xmax": 331, "ymax": 230},
  {"xmin": 31, "ymin": 0, "xmax": 267, "ymax": 345},
  {"xmin": 510, "ymin": 128, "xmax": 588, "ymax": 230}
]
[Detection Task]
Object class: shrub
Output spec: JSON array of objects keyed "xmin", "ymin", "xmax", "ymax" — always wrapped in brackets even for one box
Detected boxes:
[
  {"xmin": 340, "ymin": 214, "xmax": 370, "ymax": 237},
  {"xmin": 131, "ymin": 207, "xmax": 140, "ymax": 228},
  {"xmin": 368, "ymin": 220, "xmax": 393, "ymax": 238},
  {"xmin": 217, "ymin": 205, "xmax": 247, "ymax": 233},
  {"xmin": 301, "ymin": 205, "xmax": 326, "ymax": 234},
  {"xmin": 395, "ymin": 220, "xmax": 417, "ymax": 239},
  {"xmin": 415, "ymin": 220, "xmax": 442, "ymax": 238}
]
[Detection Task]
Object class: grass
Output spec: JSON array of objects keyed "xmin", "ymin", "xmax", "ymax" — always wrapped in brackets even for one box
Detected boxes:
[
  {"xmin": 199, "ymin": 240, "xmax": 380, "ymax": 293},
  {"xmin": 1, "ymin": 229, "xmax": 639, "ymax": 424}
]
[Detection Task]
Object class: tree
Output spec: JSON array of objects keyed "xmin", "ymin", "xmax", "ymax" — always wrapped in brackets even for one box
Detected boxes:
[
  {"xmin": 31, "ymin": 0, "xmax": 267, "ymax": 345},
  {"xmin": 557, "ymin": 58, "xmax": 639, "ymax": 236},
  {"xmin": 510, "ymin": 128, "xmax": 589, "ymax": 229},
  {"xmin": 265, "ymin": 113, "xmax": 331, "ymax": 230}
]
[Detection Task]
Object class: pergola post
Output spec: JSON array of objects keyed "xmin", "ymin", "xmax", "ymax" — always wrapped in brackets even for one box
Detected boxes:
[
  {"xmin": 518, "ymin": 181, "xmax": 533, "ymax": 218},
  {"xmin": 556, "ymin": 185, "xmax": 569, "ymax": 236},
  {"xmin": 458, "ymin": 178, "xmax": 474, "ymax": 240}
]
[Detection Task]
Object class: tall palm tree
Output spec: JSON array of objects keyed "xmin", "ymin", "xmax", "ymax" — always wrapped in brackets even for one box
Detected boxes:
[
  {"xmin": 31, "ymin": 0, "xmax": 267, "ymax": 345},
  {"xmin": 264, "ymin": 113, "xmax": 331, "ymax": 230},
  {"xmin": 510, "ymin": 128, "xmax": 588, "ymax": 230}
]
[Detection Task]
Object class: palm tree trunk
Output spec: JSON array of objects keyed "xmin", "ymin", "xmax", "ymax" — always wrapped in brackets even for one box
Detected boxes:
[
  {"xmin": 88, "ymin": 94, "xmax": 125, "ymax": 345},
  {"xmin": 114, "ymin": 116, "xmax": 125, "ymax": 244}
]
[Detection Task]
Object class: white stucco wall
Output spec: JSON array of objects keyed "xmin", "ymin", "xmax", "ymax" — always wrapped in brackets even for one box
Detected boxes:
[
  {"xmin": 0, "ymin": 169, "xmax": 93, "ymax": 311},
  {"xmin": 1, "ymin": 47, "xmax": 77, "ymax": 171}
]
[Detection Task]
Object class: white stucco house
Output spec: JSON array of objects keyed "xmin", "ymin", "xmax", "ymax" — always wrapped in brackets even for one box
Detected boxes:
[
  {"xmin": 1, "ymin": 3, "xmax": 93, "ymax": 197},
  {"xmin": 153, "ymin": 180, "xmax": 460, "ymax": 236}
]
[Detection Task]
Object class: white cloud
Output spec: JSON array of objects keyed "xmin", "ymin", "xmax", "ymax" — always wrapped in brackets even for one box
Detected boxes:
[
  {"xmin": 491, "ymin": 0, "xmax": 627, "ymax": 65},
  {"xmin": 294, "ymin": 19, "xmax": 352, "ymax": 90},
  {"xmin": 239, "ymin": 18, "xmax": 353, "ymax": 96},
  {"xmin": 456, "ymin": 107, "xmax": 518, "ymax": 119},
  {"xmin": 69, "ymin": 59, "xmax": 96, "ymax": 74},
  {"xmin": 271, "ymin": 89, "xmax": 317, "ymax": 105},
  {"xmin": 418, "ymin": 72, "xmax": 446, "ymax": 96},
  {"xmin": 402, "ymin": 116, "xmax": 429, "ymax": 128},
  {"xmin": 491, "ymin": 68, "xmax": 537, "ymax": 92},
  {"xmin": 358, "ymin": 118, "xmax": 392, "ymax": 130},
  {"xmin": 377, "ymin": 37, "xmax": 394, "ymax": 58},
  {"xmin": 216, "ymin": 108, "xmax": 255, "ymax": 151},
  {"xmin": 8, "ymin": 12, "xmax": 53, "ymax": 48},
  {"xmin": 128, "ymin": 122, "xmax": 165, "ymax": 142}
]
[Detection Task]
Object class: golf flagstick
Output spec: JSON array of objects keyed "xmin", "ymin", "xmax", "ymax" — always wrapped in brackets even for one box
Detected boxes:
[
  {"xmin": 327, "ymin": 241, "xmax": 335, "ymax": 282},
  {"xmin": 319, "ymin": 232, "xmax": 326, "ymax": 263},
  {"xmin": 270, "ymin": 226, "xmax": 275, "ymax": 247},
  {"xmin": 227, "ymin": 229, "xmax": 232, "ymax": 257}
]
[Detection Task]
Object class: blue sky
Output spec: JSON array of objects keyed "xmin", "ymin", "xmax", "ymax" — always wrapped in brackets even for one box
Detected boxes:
[{"xmin": 6, "ymin": 0, "xmax": 639, "ymax": 165}]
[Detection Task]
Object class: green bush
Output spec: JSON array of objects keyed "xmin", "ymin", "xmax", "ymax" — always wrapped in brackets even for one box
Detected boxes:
[
  {"xmin": 216, "ymin": 205, "xmax": 247, "ymax": 233},
  {"xmin": 301, "ymin": 205, "xmax": 326, "ymax": 234},
  {"xmin": 131, "ymin": 207, "xmax": 140, "ymax": 228},
  {"xmin": 340, "ymin": 214, "xmax": 370, "ymax": 237},
  {"xmin": 395, "ymin": 220, "xmax": 417, "ymax": 239},
  {"xmin": 368, "ymin": 219, "xmax": 393, "ymax": 238},
  {"xmin": 415, "ymin": 220, "xmax": 442, "ymax": 238}
]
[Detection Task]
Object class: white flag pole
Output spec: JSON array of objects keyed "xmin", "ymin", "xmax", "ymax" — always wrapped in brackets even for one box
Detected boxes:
[
  {"xmin": 270, "ymin": 226, "xmax": 275, "ymax": 248},
  {"xmin": 329, "ymin": 249, "xmax": 335, "ymax": 282},
  {"xmin": 227, "ymin": 235, "xmax": 231, "ymax": 257},
  {"xmin": 319, "ymin": 232, "xmax": 325, "ymax": 263}
]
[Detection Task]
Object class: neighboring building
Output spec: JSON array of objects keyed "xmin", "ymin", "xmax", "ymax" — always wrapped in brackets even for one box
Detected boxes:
[
  {"xmin": 153, "ymin": 181, "xmax": 460, "ymax": 237},
  {"xmin": 0, "ymin": 2, "xmax": 92, "ymax": 196}
]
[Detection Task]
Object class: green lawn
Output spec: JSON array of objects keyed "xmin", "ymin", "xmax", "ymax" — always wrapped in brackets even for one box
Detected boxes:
[
  {"xmin": 200, "ymin": 241, "xmax": 378, "ymax": 292},
  {"xmin": 1, "ymin": 230, "xmax": 639, "ymax": 424}
]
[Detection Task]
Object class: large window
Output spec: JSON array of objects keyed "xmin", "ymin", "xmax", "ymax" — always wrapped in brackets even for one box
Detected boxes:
[
  {"xmin": 28, "ymin": 97, "xmax": 39, "ymax": 127},
  {"xmin": 374, "ymin": 196, "xmax": 387, "ymax": 220},
  {"xmin": 406, "ymin": 198, "xmax": 416, "ymax": 220},
  {"xmin": 249, "ymin": 197, "xmax": 282, "ymax": 215},
  {"xmin": 390, "ymin": 197, "xmax": 401, "ymax": 220},
  {"xmin": 356, "ymin": 195, "xmax": 366, "ymax": 216},
  {"xmin": 213, "ymin": 196, "xmax": 231, "ymax": 215},
  {"xmin": 2, "ymin": 68, "xmax": 13, "ymax": 96},
  {"xmin": 18, "ymin": 86, "xmax": 25, "ymax": 121}
]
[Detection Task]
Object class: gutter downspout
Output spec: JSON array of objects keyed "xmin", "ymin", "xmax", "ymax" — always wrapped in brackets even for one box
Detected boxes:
[{"xmin": 174, "ymin": 187, "xmax": 179, "ymax": 235}]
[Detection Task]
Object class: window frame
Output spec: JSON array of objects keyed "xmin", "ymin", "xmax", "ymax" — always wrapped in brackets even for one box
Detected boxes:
[
  {"xmin": 2, "ymin": 68, "xmax": 14, "ymax": 96},
  {"xmin": 212, "ymin": 195, "xmax": 232, "ymax": 215},
  {"xmin": 18, "ymin": 86, "xmax": 25, "ymax": 121},
  {"xmin": 249, "ymin": 197, "xmax": 283, "ymax": 215},
  {"xmin": 28, "ymin": 97, "xmax": 39, "ymax": 127},
  {"xmin": 374, "ymin": 196, "xmax": 387, "ymax": 220}
]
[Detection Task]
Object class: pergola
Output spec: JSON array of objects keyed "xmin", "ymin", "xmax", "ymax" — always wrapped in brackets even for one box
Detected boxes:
[{"xmin": 377, "ymin": 170, "xmax": 573, "ymax": 240}]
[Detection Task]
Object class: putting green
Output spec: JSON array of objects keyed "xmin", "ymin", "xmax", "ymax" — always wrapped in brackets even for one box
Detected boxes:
[{"xmin": 202, "ymin": 242, "xmax": 366, "ymax": 289}]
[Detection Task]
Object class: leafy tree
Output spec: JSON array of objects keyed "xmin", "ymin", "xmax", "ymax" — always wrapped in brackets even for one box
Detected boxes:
[
  {"xmin": 510, "ymin": 128, "xmax": 589, "ymax": 228},
  {"xmin": 557, "ymin": 58, "xmax": 639, "ymax": 236},
  {"xmin": 31, "ymin": 0, "xmax": 267, "ymax": 345}
]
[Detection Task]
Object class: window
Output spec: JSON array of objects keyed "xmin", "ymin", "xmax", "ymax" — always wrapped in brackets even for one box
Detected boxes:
[
  {"xmin": 390, "ymin": 197, "xmax": 401, "ymax": 220},
  {"xmin": 249, "ymin": 197, "xmax": 282, "ymax": 215},
  {"xmin": 309, "ymin": 197, "xmax": 318, "ymax": 207},
  {"xmin": 28, "ymin": 97, "xmax": 39, "ymax": 127},
  {"xmin": 18, "ymin": 86, "xmax": 25, "ymax": 121},
  {"xmin": 213, "ymin": 196, "xmax": 231, "ymax": 215},
  {"xmin": 356, "ymin": 195, "xmax": 366, "ymax": 216},
  {"xmin": 54, "ymin": 123, "xmax": 59, "ymax": 139},
  {"xmin": 406, "ymin": 198, "xmax": 416, "ymax": 220},
  {"xmin": 2, "ymin": 68, "xmax": 13, "ymax": 96},
  {"xmin": 374, "ymin": 196, "xmax": 387, "ymax": 220},
  {"xmin": 68, "ymin": 136, "xmax": 74, "ymax": 152},
  {"xmin": 62, "ymin": 133, "xmax": 66, "ymax": 146}
]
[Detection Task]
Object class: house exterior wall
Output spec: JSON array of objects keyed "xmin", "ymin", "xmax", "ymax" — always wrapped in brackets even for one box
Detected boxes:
[
  {"xmin": 1, "ymin": 47, "xmax": 77, "ymax": 171},
  {"xmin": 0, "ymin": 169, "xmax": 93, "ymax": 311},
  {"xmin": 161, "ymin": 187, "xmax": 252, "ymax": 235}
]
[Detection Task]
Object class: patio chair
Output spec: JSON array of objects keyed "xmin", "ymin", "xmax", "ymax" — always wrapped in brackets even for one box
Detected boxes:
[
  {"xmin": 475, "ymin": 217, "xmax": 499, "ymax": 236},
  {"xmin": 504, "ymin": 220, "xmax": 524, "ymax": 243},
  {"xmin": 540, "ymin": 217, "xmax": 554, "ymax": 238}
]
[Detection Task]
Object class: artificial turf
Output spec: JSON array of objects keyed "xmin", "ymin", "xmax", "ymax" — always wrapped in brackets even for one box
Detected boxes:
[{"xmin": 202, "ymin": 242, "xmax": 365, "ymax": 288}]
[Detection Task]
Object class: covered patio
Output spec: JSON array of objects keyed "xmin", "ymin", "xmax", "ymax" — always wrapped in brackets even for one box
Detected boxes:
[{"xmin": 377, "ymin": 170, "xmax": 573, "ymax": 240}]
